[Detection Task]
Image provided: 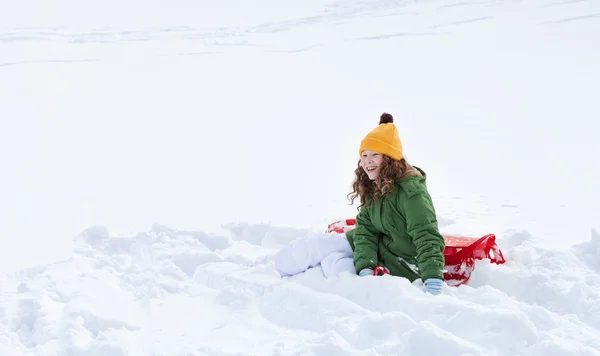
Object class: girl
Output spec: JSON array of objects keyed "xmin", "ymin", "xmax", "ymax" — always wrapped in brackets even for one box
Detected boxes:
[{"xmin": 265, "ymin": 113, "xmax": 446, "ymax": 295}]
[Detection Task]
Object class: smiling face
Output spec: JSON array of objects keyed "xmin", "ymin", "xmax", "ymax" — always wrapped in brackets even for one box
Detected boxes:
[{"xmin": 360, "ymin": 149, "xmax": 384, "ymax": 180}]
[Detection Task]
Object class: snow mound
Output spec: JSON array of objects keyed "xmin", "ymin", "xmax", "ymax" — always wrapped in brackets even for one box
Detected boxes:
[{"xmin": 1, "ymin": 223, "xmax": 600, "ymax": 355}]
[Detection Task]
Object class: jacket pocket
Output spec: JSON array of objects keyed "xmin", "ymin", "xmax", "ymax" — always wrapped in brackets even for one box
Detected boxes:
[{"xmin": 397, "ymin": 256, "xmax": 420, "ymax": 275}]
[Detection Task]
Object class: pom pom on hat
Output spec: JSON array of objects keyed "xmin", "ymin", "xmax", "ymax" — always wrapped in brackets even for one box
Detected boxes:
[
  {"xmin": 359, "ymin": 112, "xmax": 403, "ymax": 160},
  {"xmin": 379, "ymin": 113, "xmax": 394, "ymax": 125}
]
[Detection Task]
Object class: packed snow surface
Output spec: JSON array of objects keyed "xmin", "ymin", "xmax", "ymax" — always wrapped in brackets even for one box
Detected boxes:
[{"xmin": 1, "ymin": 0, "xmax": 599, "ymax": 354}]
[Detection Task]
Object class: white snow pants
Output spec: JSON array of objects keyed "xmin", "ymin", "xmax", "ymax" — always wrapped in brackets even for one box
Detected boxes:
[{"xmin": 272, "ymin": 232, "xmax": 356, "ymax": 278}]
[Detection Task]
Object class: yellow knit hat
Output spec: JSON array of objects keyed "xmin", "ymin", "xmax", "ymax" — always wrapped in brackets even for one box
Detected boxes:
[{"xmin": 359, "ymin": 113, "xmax": 403, "ymax": 160}]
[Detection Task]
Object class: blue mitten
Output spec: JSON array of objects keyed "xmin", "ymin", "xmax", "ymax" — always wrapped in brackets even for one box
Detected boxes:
[
  {"xmin": 423, "ymin": 278, "xmax": 443, "ymax": 295},
  {"xmin": 358, "ymin": 268, "xmax": 373, "ymax": 276}
]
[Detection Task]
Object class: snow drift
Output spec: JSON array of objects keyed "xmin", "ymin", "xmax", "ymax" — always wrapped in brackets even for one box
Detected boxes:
[{"xmin": 1, "ymin": 223, "xmax": 599, "ymax": 355}]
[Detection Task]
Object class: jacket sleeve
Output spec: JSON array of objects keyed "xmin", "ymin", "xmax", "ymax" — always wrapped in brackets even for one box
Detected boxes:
[
  {"xmin": 401, "ymin": 186, "xmax": 446, "ymax": 281},
  {"xmin": 352, "ymin": 207, "xmax": 380, "ymax": 274}
]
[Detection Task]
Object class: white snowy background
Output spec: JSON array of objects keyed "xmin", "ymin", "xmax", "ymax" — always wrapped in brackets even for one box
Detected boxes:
[{"xmin": 1, "ymin": 0, "xmax": 599, "ymax": 354}]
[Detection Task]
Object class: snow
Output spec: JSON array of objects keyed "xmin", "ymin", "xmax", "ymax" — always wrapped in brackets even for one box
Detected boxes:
[
  {"xmin": 1, "ymin": 0, "xmax": 599, "ymax": 354},
  {"xmin": 2, "ymin": 225, "xmax": 600, "ymax": 355}
]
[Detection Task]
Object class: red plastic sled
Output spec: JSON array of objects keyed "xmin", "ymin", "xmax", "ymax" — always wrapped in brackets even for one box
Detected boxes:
[{"xmin": 326, "ymin": 219, "xmax": 506, "ymax": 286}]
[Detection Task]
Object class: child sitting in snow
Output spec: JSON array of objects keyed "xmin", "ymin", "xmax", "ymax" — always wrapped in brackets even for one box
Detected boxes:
[{"xmin": 265, "ymin": 113, "xmax": 446, "ymax": 295}]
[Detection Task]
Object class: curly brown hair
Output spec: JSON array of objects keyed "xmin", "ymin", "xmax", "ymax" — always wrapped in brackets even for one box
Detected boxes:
[{"xmin": 347, "ymin": 155, "xmax": 416, "ymax": 209}]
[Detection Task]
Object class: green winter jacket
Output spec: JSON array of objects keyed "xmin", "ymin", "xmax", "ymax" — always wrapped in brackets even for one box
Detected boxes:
[{"xmin": 345, "ymin": 167, "xmax": 445, "ymax": 282}]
